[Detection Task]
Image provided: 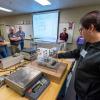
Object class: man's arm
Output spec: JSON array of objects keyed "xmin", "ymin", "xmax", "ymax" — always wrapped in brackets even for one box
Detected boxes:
[
  {"xmin": 60, "ymin": 33, "xmax": 62, "ymax": 39},
  {"xmin": 0, "ymin": 37, "xmax": 6, "ymax": 45},
  {"xmin": 8, "ymin": 34, "xmax": 20, "ymax": 41},
  {"xmin": 9, "ymin": 37, "xmax": 18, "ymax": 41},
  {"xmin": 22, "ymin": 32, "xmax": 25, "ymax": 39},
  {"xmin": 0, "ymin": 42, "xmax": 4, "ymax": 45},
  {"xmin": 18, "ymin": 32, "xmax": 25, "ymax": 40},
  {"xmin": 0, "ymin": 42, "xmax": 9, "ymax": 46},
  {"xmin": 58, "ymin": 48, "xmax": 80, "ymax": 59},
  {"xmin": 66, "ymin": 33, "xmax": 68, "ymax": 41}
]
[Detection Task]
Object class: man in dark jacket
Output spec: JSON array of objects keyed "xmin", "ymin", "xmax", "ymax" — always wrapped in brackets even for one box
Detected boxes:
[{"xmin": 56, "ymin": 10, "xmax": 100, "ymax": 100}]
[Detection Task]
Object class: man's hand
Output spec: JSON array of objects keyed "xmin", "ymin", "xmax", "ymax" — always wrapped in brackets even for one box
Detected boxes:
[
  {"xmin": 17, "ymin": 37, "xmax": 21, "ymax": 40},
  {"xmin": 0, "ymin": 42, "xmax": 6, "ymax": 46},
  {"xmin": 52, "ymin": 53, "xmax": 58, "ymax": 58}
]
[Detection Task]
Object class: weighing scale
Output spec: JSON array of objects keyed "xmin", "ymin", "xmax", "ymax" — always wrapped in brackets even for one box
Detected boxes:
[
  {"xmin": 5, "ymin": 67, "xmax": 42, "ymax": 96},
  {"xmin": 21, "ymin": 48, "xmax": 37, "ymax": 60},
  {"xmin": 5, "ymin": 67, "xmax": 50, "ymax": 99},
  {"xmin": 0, "ymin": 54, "xmax": 24, "ymax": 69}
]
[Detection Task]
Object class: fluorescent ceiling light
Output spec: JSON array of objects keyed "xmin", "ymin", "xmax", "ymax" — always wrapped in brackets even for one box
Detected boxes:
[
  {"xmin": 0, "ymin": 7, "xmax": 12, "ymax": 12},
  {"xmin": 34, "ymin": 0, "xmax": 51, "ymax": 6}
]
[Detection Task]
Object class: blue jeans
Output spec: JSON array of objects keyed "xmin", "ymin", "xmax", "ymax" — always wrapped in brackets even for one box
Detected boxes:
[
  {"xmin": 20, "ymin": 40, "xmax": 24, "ymax": 50},
  {"xmin": 0, "ymin": 46, "xmax": 8, "ymax": 58}
]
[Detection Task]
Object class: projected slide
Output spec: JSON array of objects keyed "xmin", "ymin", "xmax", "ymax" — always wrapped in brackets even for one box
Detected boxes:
[{"xmin": 33, "ymin": 11, "xmax": 59, "ymax": 42}]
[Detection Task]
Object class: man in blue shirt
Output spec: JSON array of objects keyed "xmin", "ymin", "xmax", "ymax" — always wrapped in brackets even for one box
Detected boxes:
[
  {"xmin": 16, "ymin": 26, "xmax": 25, "ymax": 50},
  {"xmin": 0, "ymin": 33, "xmax": 8, "ymax": 58},
  {"xmin": 8, "ymin": 27, "xmax": 21, "ymax": 55}
]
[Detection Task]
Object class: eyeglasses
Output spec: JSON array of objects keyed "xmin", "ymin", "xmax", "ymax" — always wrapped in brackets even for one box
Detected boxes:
[{"xmin": 79, "ymin": 27, "xmax": 84, "ymax": 33}]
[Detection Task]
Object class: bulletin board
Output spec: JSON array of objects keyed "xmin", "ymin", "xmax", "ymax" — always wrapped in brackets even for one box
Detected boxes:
[
  {"xmin": 15, "ymin": 24, "xmax": 33, "ymax": 39},
  {"xmin": 5, "ymin": 24, "xmax": 33, "ymax": 40},
  {"xmin": 59, "ymin": 22, "xmax": 75, "ymax": 43}
]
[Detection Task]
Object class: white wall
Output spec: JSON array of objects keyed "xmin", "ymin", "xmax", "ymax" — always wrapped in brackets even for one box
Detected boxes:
[
  {"xmin": 0, "ymin": 14, "xmax": 32, "ymax": 47},
  {"xmin": 0, "ymin": 5, "xmax": 100, "ymax": 48},
  {"xmin": 60, "ymin": 5, "xmax": 100, "ymax": 49},
  {"xmin": 0, "ymin": 14, "xmax": 32, "ymax": 25}
]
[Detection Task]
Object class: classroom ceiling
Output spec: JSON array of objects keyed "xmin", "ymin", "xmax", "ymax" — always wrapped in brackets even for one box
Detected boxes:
[{"xmin": 0, "ymin": 0, "xmax": 100, "ymax": 17}]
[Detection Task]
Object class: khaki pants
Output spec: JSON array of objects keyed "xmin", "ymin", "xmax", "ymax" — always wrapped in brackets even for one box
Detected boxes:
[
  {"xmin": 59, "ymin": 42, "xmax": 67, "ymax": 51},
  {"xmin": 11, "ymin": 45, "xmax": 19, "ymax": 55}
]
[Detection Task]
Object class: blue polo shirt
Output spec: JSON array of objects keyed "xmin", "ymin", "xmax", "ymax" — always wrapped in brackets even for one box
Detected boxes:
[
  {"xmin": 8, "ymin": 33, "xmax": 19, "ymax": 45},
  {"xmin": 0, "ymin": 37, "xmax": 4, "ymax": 50},
  {"xmin": 0, "ymin": 36, "xmax": 4, "ymax": 42},
  {"xmin": 16, "ymin": 31, "xmax": 25, "ymax": 41},
  {"xmin": 0, "ymin": 37, "xmax": 6, "ymax": 51}
]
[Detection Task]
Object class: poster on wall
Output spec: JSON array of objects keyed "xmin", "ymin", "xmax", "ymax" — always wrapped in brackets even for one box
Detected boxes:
[
  {"xmin": 58, "ymin": 22, "xmax": 75, "ymax": 43},
  {"xmin": 0, "ymin": 24, "xmax": 5, "ymax": 37},
  {"xmin": 3, "ymin": 25, "xmax": 11, "ymax": 41}
]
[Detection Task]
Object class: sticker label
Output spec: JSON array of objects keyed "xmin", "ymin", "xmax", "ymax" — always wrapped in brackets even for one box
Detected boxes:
[{"xmin": 80, "ymin": 49, "xmax": 87, "ymax": 58}]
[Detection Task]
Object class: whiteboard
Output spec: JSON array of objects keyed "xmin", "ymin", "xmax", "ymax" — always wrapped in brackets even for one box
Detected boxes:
[
  {"xmin": 59, "ymin": 22, "xmax": 75, "ymax": 43},
  {"xmin": 33, "ymin": 11, "xmax": 59, "ymax": 42},
  {"xmin": 15, "ymin": 25, "xmax": 33, "ymax": 39}
]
